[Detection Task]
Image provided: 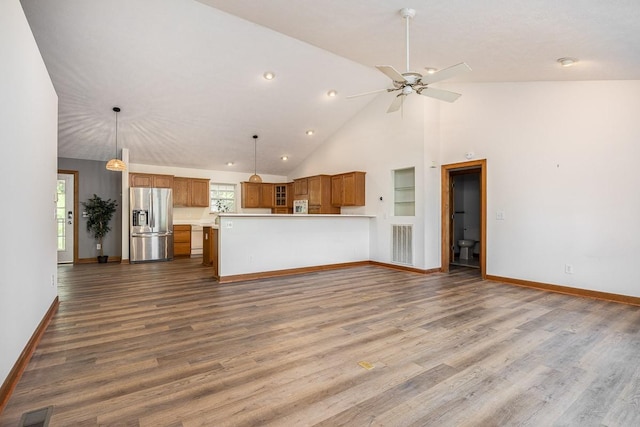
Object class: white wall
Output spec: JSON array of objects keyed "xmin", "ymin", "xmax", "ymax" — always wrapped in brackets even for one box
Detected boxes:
[
  {"xmin": 288, "ymin": 93, "xmax": 435, "ymax": 269},
  {"xmin": 441, "ymin": 80, "xmax": 640, "ymax": 297},
  {"xmin": 291, "ymin": 78, "xmax": 640, "ymax": 298},
  {"xmin": 0, "ymin": 0, "xmax": 58, "ymax": 385}
]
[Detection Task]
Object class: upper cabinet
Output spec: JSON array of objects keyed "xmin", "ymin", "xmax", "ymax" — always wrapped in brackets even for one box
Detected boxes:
[
  {"xmin": 293, "ymin": 178, "xmax": 308, "ymax": 197},
  {"xmin": 241, "ymin": 182, "xmax": 274, "ymax": 209},
  {"xmin": 130, "ymin": 173, "xmax": 174, "ymax": 188},
  {"xmin": 242, "ymin": 171, "xmax": 365, "ymax": 213},
  {"xmin": 273, "ymin": 183, "xmax": 293, "ymax": 214},
  {"xmin": 331, "ymin": 171, "xmax": 366, "ymax": 207},
  {"xmin": 189, "ymin": 179, "xmax": 210, "ymax": 207},
  {"xmin": 298, "ymin": 175, "xmax": 339, "ymax": 214},
  {"xmin": 173, "ymin": 177, "xmax": 210, "ymax": 207}
]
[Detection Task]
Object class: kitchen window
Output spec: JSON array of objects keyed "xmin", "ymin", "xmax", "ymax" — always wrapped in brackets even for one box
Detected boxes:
[{"xmin": 210, "ymin": 183, "xmax": 236, "ymax": 213}]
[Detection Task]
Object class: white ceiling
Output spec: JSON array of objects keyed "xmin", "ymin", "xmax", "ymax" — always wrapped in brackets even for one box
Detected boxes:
[{"xmin": 20, "ymin": 0, "xmax": 640, "ymax": 176}]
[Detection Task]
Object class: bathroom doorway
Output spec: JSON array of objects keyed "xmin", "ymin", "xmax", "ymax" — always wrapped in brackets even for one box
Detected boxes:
[{"xmin": 441, "ymin": 159, "xmax": 486, "ymax": 278}]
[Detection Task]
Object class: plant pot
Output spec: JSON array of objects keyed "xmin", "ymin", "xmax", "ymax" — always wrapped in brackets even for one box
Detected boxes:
[{"xmin": 97, "ymin": 255, "xmax": 109, "ymax": 264}]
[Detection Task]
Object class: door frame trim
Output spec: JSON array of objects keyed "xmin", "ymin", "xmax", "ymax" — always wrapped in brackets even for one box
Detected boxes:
[
  {"xmin": 58, "ymin": 170, "xmax": 79, "ymax": 264},
  {"xmin": 441, "ymin": 159, "xmax": 487, "ymax": 278}
]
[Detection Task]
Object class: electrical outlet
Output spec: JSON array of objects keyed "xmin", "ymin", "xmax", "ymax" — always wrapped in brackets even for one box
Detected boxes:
[
  {"xmin": 226, "ymin": 221, "xmax": 233, "ymax": 229},
  {"xmin": 565, "ymin": 264, "xmax": 573, "ymax": 274},
  {"xmin": 97, "ymin": 243, "xmax": 101, "ymax": 250},
  {"xmin": 51, "ymin": 274, "xmax": 55, "ymax": 287},
  {"xmin": 496, "ymin": 211, "xmax": 505, "ymax": 220}
]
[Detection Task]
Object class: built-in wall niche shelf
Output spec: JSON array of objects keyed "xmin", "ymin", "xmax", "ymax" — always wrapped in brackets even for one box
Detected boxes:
[{"xmin": 394, "ymin": 167, "xmax": 415, "ymax": 216}]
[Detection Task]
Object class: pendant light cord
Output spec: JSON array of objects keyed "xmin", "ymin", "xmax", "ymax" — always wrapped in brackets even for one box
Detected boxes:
[
  {"xmin": 253, "ymin": 135, "xmax": 258, "ymax": 175},
  {"xmin": 114, "ymin": 109, "xmax": 118, "ymax": 157},
  {"xmin": 112, "ymin": 106, "xmax": 121, "ymax": 158}
]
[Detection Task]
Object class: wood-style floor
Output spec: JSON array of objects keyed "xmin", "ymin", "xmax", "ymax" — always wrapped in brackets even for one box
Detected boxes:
[{"xmin": 2, "ymin": 259, "xmax": 640, "ymax": 426}]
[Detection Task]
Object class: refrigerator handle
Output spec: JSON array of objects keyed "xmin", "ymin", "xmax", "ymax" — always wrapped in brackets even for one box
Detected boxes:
[{"xmin": 149, "ymin": 192, "xmax": 155, "ymax": 228}]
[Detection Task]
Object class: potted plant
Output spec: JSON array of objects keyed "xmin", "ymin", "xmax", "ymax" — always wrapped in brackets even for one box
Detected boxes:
[{"xmin": 82, "ymin": 194, "xmax": 118, "ymax": 263}]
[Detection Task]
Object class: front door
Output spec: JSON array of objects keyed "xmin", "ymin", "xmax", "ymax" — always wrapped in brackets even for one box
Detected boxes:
[{"xmin": 57, "ymin": 173, "xmax": 75, "ymax": 263}]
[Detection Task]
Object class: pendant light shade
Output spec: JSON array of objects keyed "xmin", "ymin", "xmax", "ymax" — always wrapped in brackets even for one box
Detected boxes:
[
  {"xmin": 106, "ymin": 107, "xmax": 126, "ymax": 172},
  {"xmin": 248, "ymin": 134, "xmax": 262, "ymax": 183}
]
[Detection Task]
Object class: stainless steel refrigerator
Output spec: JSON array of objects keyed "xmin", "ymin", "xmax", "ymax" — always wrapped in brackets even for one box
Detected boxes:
[{"xmin": 130, "ymin": 187, "xmax": 173, "ymax": 263}]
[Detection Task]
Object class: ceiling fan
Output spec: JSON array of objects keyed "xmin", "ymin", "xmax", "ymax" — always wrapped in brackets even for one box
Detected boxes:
[{"xmin": 348, "ymin": 7, "xmax": 471, "ymax": 113}]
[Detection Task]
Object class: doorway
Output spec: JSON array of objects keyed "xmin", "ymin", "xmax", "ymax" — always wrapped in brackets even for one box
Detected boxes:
[
  {"xmin": 57, "ymin": 170, "xmax": 78, "ymax": 264},
  {"xmin": 441, "ymin": 159, "xmax": 486, "ymax": 278}
]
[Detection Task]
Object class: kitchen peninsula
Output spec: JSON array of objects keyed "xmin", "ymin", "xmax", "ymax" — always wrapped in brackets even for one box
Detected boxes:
[{"xmin": 216, "ymin": 213, "xmax": 374, "ymax": 283}]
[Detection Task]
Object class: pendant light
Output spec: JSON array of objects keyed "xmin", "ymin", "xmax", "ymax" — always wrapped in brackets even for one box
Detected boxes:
[
  {"xmin": 248, "ymin": 134, "xmax": 262, "ymax": 183},
  {"xmin": 106, "ymin": 106, "xmax": 126, "ymax": 171}
]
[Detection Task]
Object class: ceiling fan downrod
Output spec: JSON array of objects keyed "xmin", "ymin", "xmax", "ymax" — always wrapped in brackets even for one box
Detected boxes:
[{"xmin": 400, "ymin": 8, "xmax": 416, "ymax": 73}]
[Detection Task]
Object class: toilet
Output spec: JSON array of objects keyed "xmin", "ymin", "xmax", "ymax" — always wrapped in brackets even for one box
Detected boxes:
[{"xmin": 458, "ymin": 239, "xmax": 476, "ymax": 260}]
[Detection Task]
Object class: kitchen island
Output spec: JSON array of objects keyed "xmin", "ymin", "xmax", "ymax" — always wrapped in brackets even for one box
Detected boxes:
[{"xmin": 217, "ymin": 213, "xmax": 374, "ymax": 283}]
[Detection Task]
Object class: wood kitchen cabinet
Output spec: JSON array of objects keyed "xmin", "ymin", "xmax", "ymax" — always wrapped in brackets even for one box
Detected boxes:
[
  {"xmin": 293, "ymin": 178, "xmax": 308, "ymax": 197},
  {"xmin": 130, "ymin": 173, "xmax": 174, "ymax": 188},
  {"xmin": 203, "ymin": 226, "xmax": 219, "ymax": 278},
  {"xmin": 190, "ymin": 179, "xmax": 210, "ymax": 207},
  {"xmin": 241, "ymin": 182, "xmax": 275, "ymax": 209},
  {"xmin": 303, "ymin": 175, "xmax": 339, "ymax": 214},
  {"xmin": 272, "ymin": 183, "xmax": 293, "ymax": 214},
  {"xmin": 173, "ymin": 224, "xmax": 191, "ymax": 257},
  {"xmin": 331, "ymin": 171, "xmax": 366, "ymax": 206},
  {"xmin": 173, "ymin": 177, "xmax": 210, "ymax": 207},
  {"xmin": 261, "ymin": 183, "xmax": 274, "ymax": 209},
  {"xmin": 173, "ymin": 177, "xmax": 190, "ymax": 206},
  {"xmin": 241, "ymin": 182, "xmax": 262, "ymax": 208}
]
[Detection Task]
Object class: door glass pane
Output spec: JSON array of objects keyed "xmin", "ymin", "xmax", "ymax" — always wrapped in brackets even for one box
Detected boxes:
[{"xmin": 56, "ymin": 179, "xmax": 66, "ymax": 250}]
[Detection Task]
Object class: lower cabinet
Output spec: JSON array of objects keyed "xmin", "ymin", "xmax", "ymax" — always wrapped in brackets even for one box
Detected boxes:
[
  {"xmin": 203, "ymin": 226, "xmax": 219, "ymax": 277},
  {"xmin": 173, "ymin": 225, "xmax": 191, "ymax": 257}
]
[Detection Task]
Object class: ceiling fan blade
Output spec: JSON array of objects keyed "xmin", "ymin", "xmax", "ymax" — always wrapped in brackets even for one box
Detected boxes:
[
  {"xmin": 387, "ymin": 94, "xmax": 404, "ymax": 113},
  {"xmin": 419, "ymin": 87, "xmax": 462, "ymax": 103},
  {"xmin": 376, "ymin": 65, "xmax": 407, "ymax": 83},
  {"xmin": 421, "ymin": 62, "xmax": 471, "ymax": 84},
  {"xmin": 345, "ymin": 88, "xmax": 390, "ymax": 99}
]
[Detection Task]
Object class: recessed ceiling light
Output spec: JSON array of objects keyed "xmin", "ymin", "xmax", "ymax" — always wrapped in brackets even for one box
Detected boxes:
[
  {"xmin": 263, "ymin": 71, "xmax": 275, "ymax": 80},
  {"xmin": 305, "ymin": 130, "xmax": 314, "ymax": 136},
  {"xmin": 226, "ymin": 162, "xmax": 234, "ymax": 166},
  {"xmin": 557, "ymin": 57, "xmax": 578, "ymax": 67},
  {"xmin": 425, "ymin": 67, "xmax": 437, "ymax": 74},
  {"xmin": 327, "ymin": 90, "xmax": 338, "ymax": 97},
  {"xmin": 281, "ymin": 156, "xmax": 288, "ymax": 161}
]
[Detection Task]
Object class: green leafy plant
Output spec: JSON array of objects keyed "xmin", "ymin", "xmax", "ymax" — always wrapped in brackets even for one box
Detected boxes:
[{"xmin": 82, "ymin": 194, "xmax": 117, "ymax": 258}]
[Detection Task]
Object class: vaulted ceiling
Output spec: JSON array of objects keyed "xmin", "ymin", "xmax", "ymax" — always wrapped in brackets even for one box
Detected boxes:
[{"xmin": 21, "ymin": 0, "xmax": 640, "ymax": 175}]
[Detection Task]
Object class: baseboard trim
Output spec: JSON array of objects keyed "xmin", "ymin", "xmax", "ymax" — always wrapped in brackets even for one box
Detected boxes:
[
  {"xmin": 219, "ymin": 261, "xmax": 442, "ymax": 284},
  {"xmin": 0, "ymin": 297, "xmax": 59, "ymax": 413},
  {"xmin": 487, "ymin": 275, "xmax": 640, "ymax": 307},
  {"xmin": 219, "ymin": 261, "xmax": 370, "ymax": 284},
  {"xmin": 369, "ymin": 261, "xmax": 441, "ymax": 275},
  {"xmin": 77, "ymin": 256, "xmax": 122, "ymax": 264}
]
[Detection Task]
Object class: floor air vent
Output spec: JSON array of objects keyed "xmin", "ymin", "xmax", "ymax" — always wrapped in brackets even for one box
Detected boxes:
[
  {"xmin": 392, "ymin": 224, "xmax": 413, "ymax": 265},
  {"xmin": 19, "ymin": 406, "xmax": 53, "ymax": 427}
]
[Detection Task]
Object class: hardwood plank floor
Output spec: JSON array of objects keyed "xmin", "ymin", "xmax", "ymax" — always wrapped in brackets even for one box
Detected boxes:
[{"xmin": 2, "ymin": 259, "xmax": 640, "ymax": 426}]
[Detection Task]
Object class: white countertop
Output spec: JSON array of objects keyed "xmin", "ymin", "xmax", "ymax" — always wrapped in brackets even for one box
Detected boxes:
[{"xmin": 173, "ymin": 219, "xmax": 218, "ymax": 227}]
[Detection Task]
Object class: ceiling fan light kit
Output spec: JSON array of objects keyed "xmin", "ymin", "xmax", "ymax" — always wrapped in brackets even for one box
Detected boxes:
[
  {"xmin": 106, "ymin": 106, "xmax": 126, "ymax": 172},
  {"xmin": 347, "ymin": 7, "xmax": 471, "ymax": 113}
]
